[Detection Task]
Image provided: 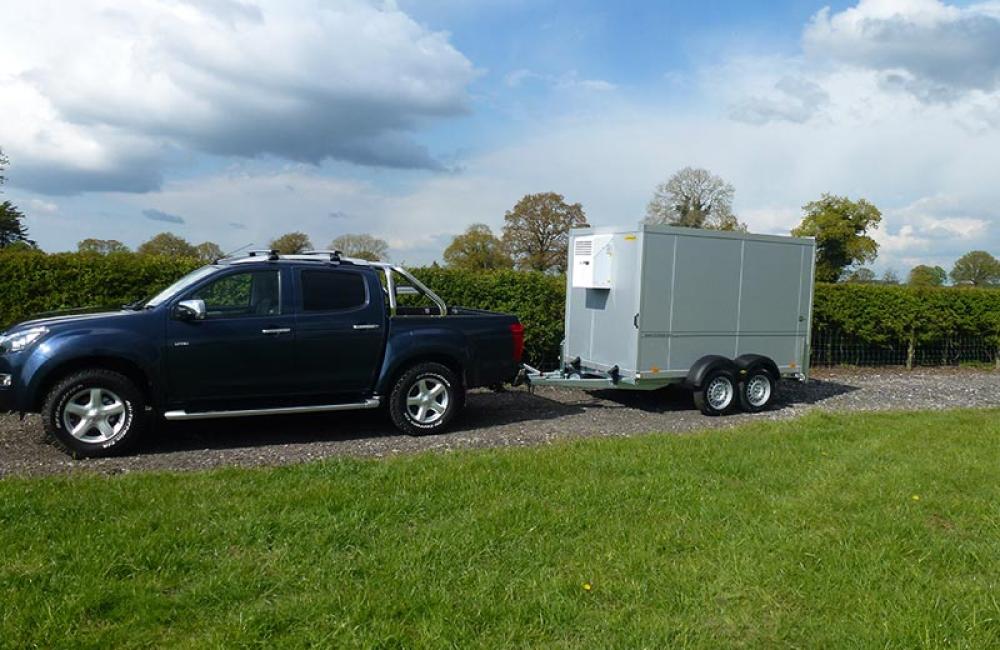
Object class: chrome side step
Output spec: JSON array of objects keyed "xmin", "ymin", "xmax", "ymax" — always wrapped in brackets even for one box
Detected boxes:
[{"xmin": 162, "ymin": 397, "xmax": 381, "ymax": 421}]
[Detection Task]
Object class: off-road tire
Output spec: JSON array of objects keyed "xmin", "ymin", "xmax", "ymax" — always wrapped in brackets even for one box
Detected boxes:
[
  {"xmin": 692, "ymin": 368, "xmax": 737, "ymax": 416},
  {"xmin": 42, "ymin": 369, "xmax": 146, "ymax": 458},
  {"xmin": 389, "ymin": 362, "xmax": 462, "ymax": 436}
]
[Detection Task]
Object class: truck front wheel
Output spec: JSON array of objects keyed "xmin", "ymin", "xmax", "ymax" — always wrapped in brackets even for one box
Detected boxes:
[
  {"xmin": 389, "ymin": 362, "xmax": 462, "ymax": 436},
  {"xmin": 41, "ymin": 369, "xmax": 146, "ymax": 458}
]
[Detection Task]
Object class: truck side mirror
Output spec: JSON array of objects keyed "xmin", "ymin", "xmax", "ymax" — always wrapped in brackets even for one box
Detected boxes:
[{"xmin": 175, "ymin": 299, "xmax": 207, "ymax": 321}]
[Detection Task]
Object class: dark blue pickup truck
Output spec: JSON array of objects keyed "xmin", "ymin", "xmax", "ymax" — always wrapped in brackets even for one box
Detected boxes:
[{"xmin": 0, "ymin": 251, "xmax": 524, "ymax": 457}]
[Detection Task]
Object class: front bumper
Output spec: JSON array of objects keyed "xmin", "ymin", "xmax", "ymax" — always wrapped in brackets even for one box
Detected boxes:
[
  {"xmin": 0, "ymin": 355, "xmax": 18, "ymax": 413},
  {"xmin": 0, "ymin": 380, "xmax": 14, "ymax": 413}
]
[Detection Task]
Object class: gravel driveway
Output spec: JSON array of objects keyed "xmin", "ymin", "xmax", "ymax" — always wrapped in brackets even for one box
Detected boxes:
[{"xmin": 1, "ymin": 368, "xmax": 998, "ymax": 478}]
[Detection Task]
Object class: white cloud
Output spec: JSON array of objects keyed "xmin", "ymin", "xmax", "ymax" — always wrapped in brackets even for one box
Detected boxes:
[
  {"xmin": 27, "ymin": 198, "xmax": 59, "ymax": 215},
  {"xmin": 805, "ymin": 0, "xmax": 1000, "ymax": 100},
  {"xmin": 504, "ymin": 68, "xmax": 616, "ymax": 92},
  {"xmin": 0, "ymin": 0, "xmax": 476, "ymax": 194}
]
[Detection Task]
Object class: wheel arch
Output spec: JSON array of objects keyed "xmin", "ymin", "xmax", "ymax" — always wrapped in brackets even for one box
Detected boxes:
[
  {"xmin": 377, "ymin": 352, "xmax": 465, "ymax": 397},
  {"xmin": 684, "ymin": 355, "xmax": 738, "ymax": 389},
  {"xmin": 32, "ymin": 356, "xmax": 154, "ymax": 412},
  {"xmin": 734, "ymin": 354, "xmax": 780, "ymax": 382}
]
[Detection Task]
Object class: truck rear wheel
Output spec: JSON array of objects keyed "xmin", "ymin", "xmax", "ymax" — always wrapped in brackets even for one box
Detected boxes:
[
  {"xmin": 692, "ymin": 369, "xmax": 737, "ymax": 416},
  {"xmin": 389, "ymin": 362, "xmax": 462, "ymax": 436},
  {"xmin": 42, "ymin": 369, "xmax": 146, "ymax": 458}
]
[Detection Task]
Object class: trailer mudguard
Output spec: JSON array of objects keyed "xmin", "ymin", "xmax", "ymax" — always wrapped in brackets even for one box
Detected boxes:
[
  {"xmin": 684, "ymin": 355, "xmax": 737, "ymax": 389},
  {"xmin": 734, "ymin": 354, "xmax": 780, "ymax": 381}
]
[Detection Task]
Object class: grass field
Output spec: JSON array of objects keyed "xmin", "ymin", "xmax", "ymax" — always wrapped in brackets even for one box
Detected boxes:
[{"xmin": 3, "ymin": 409, "xmax": 1000, "ymax": 648}]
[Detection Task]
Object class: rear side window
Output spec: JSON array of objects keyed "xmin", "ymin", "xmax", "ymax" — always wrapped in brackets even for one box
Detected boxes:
[{"xmin": 300, "ymin": 270, "xmax": 367, "ymax": 312}]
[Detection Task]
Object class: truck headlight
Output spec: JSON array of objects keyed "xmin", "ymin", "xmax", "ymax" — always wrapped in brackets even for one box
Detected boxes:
[{"xmin": 0, "ymin": 327, "xmax": 48, "ymax": 353}]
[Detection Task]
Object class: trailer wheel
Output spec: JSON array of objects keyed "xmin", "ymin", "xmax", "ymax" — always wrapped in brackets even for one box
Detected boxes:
[
  {"xmin": 389, "ymin": 362, "xmax": 462, "ymax": 436},
  {"xmin": 738, "ymin": 369, "xmax": 775, "ymax": 412},
  {"xmin": 692, "ymin": 369, "xmax": 737, "ymax": 416}
]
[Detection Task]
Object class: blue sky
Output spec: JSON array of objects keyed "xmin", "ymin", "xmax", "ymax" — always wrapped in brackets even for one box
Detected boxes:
[{"xmin": 1, "ymin": 0, "xmax": 997, "ymax": 273}]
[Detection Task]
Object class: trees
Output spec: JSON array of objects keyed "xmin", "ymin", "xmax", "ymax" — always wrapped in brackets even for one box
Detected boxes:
[
  {"xmin": 78, "ymin": 239, "xmax": 130, "ymax": 255},
  {"xmin": 791, "ymin": 194, "xmax": 881, "ymax": 283},
  {"xmin": 0, "ymin": 150, "xmax": 36, "ymax": 251},
  {"xmin": 950, "ymin": 251, "xmax": 1000, "ymax": 287},
  {"xmin": 330, "ymin": 233, "xmax": 389, "ymax": 261},
  {"xmin": 443, "ymin": 224, "xmax": 512, "ymax": 271},
  {"xmin": 270, "ymin": 232, "xmax": 313, "ymax": 255},
  {"xmin": 136, "ymin": 233, "xmax": 222, "ymax": 260},
  {"xmin": 194, "ymin": 242, "xmax": 225, "ymax": 263},
  {"xmin": 845, "ymin": 268, "xmax": 876, "ymax": 284},
  {"xmin": 137, "ymin": 233, "xmax": 197, "ymax": 257},
  {"xmin": 880, "ymin": 269, "xmax": 900, "ymax": 285},
  {"xmin": 908, "ymin": 264, "xmax": 947, "ymax": 288},
  {"xmin": 645, "ymin": 167, "xmax": 746, "ymax": 231},
  {"xmin": 502, "ymin": 192, "xmax": 587, "ymax": 273},
  {"xmin": 0, "ymin": 201, "xmax": 35, "ymax": 249}
]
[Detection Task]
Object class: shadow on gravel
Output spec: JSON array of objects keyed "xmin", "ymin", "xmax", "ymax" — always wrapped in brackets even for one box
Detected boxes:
[
  {"xmin": 141, "ymin": 390, "xmax": 585, "ymax": 455},
  {"xmin": 582, "ymin": 377, "xmax": 860, "ymax": 414}
]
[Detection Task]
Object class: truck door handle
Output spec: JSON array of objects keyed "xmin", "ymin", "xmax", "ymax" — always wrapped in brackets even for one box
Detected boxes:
[
  {"xmin": 353, "ymin": 324, "xmax": 380, "ymax": 330},
  {"xmin": 261, "ymin": 328, "xmax": 292, "ymax": 335}
]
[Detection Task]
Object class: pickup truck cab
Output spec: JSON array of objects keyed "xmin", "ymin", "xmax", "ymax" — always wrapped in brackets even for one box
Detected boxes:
[{"xmin": 0, "ymin": 251, "xmax": 524, "ymax": 457}]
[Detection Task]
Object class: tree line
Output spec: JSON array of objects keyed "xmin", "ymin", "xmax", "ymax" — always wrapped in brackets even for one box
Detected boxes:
[
  {"xmin": 0, "ymin": 148, "xmax": 997, "ymax": 286},
  {"xmin": 440, "ymin": 168, "xmax": 998, "ymax": 287}
]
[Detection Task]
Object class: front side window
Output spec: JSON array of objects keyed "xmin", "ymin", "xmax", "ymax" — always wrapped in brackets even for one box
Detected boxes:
[
  {"xmin": 145, "ymin": 266, "xmax": 218, "ymax": 307},
  {"xmin": 300, "ymin": 270, "xmax": 367, "ymax": 312},
  {"xmin": 188, "ymin": 270, "xmax": 281, "ymax": 319}
]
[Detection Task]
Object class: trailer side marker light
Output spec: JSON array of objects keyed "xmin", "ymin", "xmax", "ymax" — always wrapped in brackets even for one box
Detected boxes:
[
  {"xmin": 624, "ymin": 235, "xmax": 636, "ymax": 241},
  {"xmin": 650, "ymin": 366, "xmax": 660, "ymax": 374}
]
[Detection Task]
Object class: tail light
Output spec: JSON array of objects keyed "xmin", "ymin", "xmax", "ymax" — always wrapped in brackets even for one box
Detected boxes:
[{"xmin": 510, "ymin": 322, "xmax": 525, "ymax": 363}]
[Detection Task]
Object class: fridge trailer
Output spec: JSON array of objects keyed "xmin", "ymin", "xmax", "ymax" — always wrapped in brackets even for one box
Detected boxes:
[{"xmin": 522, "ymin": 224, "xmax": 817, "ymax": 415}]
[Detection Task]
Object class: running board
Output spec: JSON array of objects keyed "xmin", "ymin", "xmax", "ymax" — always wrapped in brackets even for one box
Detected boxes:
[{"xmin": 162, "ymin": 398, "xmax": 381, "ymax": 421}]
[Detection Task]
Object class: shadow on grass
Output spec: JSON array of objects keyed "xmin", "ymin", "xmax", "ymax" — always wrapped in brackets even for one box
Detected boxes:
[{"xmin": 141, "ymin": 390, "xmax": 586, "ymax": 455}]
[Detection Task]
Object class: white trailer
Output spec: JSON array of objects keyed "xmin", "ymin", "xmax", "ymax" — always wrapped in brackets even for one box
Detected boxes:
[{"xmin": 523, "ymin": 224, "xmax": 817, "ymax": 415}]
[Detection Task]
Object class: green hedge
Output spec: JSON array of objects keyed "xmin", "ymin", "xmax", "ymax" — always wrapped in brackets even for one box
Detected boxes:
[
  {"xmin": 0, "ymin": 252, "xmax": 566, "ymax": 366},
  {"xmin": 813, "ymin": 283, "xmax": 1000, "ymax": 346},
  {"xmin": 2, "ymin": 252, "xmax": 997, "ymax": 367},
  {"xmin": 0, "ymin": 251, "xmax": 199, "ymax": 326}
]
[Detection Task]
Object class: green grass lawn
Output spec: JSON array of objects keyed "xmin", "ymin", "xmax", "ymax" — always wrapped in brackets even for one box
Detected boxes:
[{"xmin": 3, "ymin": 410, "xmax": 1000, "ymax": 648}]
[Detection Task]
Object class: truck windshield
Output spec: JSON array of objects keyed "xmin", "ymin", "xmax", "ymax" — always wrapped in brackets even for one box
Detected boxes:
[{"xmin": 143, "ymin": 266, "xmax": 219, "ymax": 308}]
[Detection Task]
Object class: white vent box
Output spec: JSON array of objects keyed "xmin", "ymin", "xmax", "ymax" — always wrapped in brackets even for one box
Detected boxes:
[{"xmin": 572, "ymin": 234, "xmax": 613, "ymax": 289}]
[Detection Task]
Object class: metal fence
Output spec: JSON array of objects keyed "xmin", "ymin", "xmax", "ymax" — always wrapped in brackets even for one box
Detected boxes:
[{"xmin": 810, "ymin": 329, "xmax": 999, "ymax": 368}]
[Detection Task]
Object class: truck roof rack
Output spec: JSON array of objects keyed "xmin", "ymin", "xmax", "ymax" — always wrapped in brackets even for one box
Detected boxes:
[
  {"xmin": 246, "ymin": 249, "xmax": 279, "ymax": 261},
  {"xmin": 302, "ymin": 250, "xmax": 344, "ymax": 263}
]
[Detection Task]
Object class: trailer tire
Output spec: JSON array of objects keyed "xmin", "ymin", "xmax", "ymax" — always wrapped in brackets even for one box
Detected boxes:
[
  {"xmin": 738, "ymin": 369, "xmax": 775, "ymax": 412},
  {"xmin": 389, "ymin": 362, "xmax": 461, "ymax": 436},
  {"xmin": 692, "ymin": 369, "xmax": 737, "ymax": 416}
]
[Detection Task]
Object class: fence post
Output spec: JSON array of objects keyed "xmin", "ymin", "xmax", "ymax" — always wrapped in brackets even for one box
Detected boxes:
[
  {"xmin": 906, "ymin": 332, "xmax": 915, "ymax": 371},
  {"xmin": 996, "ymin": 343, "xmax": 999, "ymax": 371}
]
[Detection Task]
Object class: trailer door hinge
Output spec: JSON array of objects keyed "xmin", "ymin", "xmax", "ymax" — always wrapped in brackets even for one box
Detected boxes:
[{"xmin": 633, "ymin": 313, "xmax": 639, "ymax": 329}]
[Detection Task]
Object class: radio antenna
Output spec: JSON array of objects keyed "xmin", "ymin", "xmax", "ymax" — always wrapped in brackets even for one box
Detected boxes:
[{"xmin": 219, "ymin": 242, "xmax": 254, "ymax": 260}]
